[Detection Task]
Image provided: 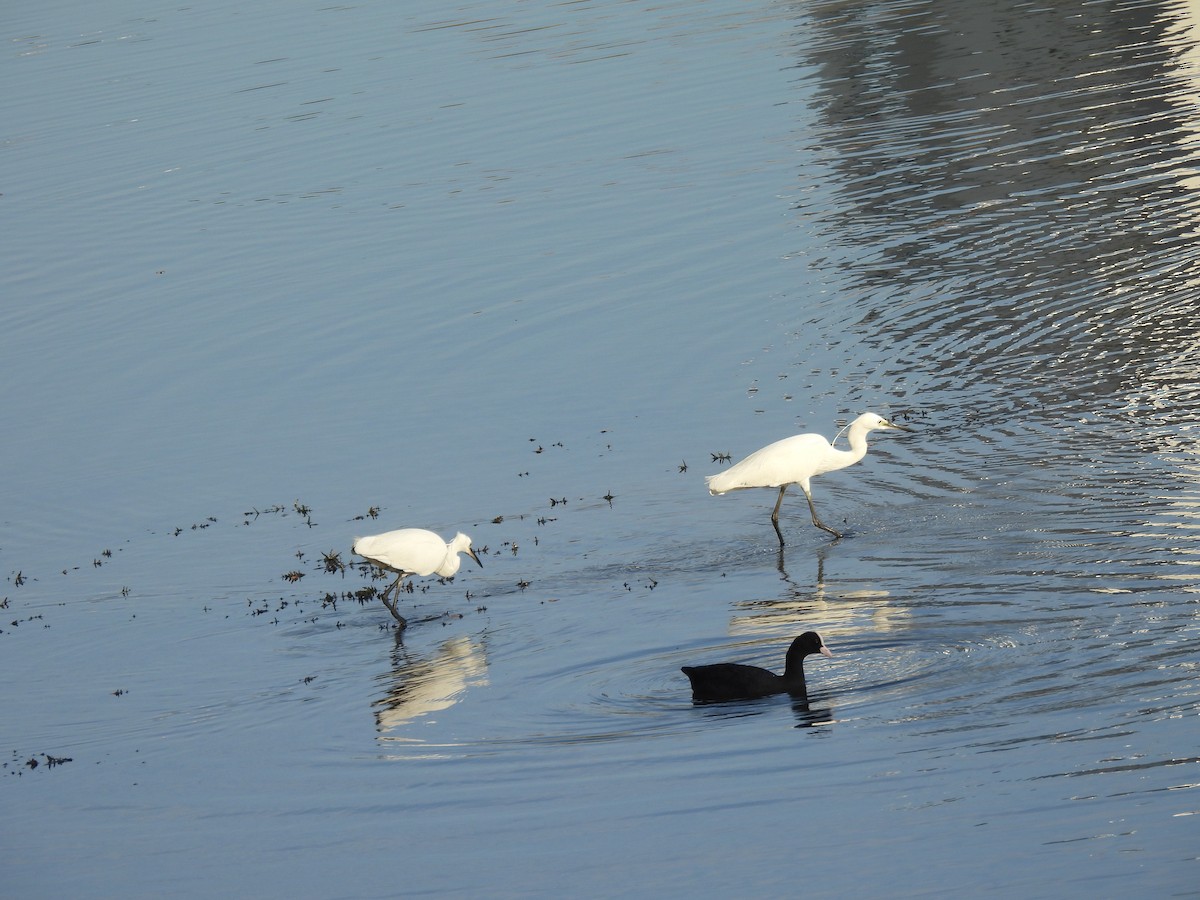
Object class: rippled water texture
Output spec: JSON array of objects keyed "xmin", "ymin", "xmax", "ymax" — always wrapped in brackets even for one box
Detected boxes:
[{"xmin": 4, "ymin": 0, "xmax": 1200, "ymax": 896}]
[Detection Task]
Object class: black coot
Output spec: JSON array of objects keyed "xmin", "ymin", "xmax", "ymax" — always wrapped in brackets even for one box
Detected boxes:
[{"xmin": 682, "ymin": 631, "xmax": 832, "ymax": 702}]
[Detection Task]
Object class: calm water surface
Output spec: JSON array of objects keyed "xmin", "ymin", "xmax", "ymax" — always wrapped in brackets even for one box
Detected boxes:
[{"xmin": 4, "ymin": 0, "xmax": 1200, "ymax": 896}]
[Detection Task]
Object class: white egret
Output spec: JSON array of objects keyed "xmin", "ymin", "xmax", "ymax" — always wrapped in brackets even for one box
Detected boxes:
[
  {"xmin": 706, "ymin": 412, "xmax": 910, "ymax": 543},
  {"xmin": 682, "ymin": 632, "xmax": 832, "ymax": 702},
  {"xmin": 352, "ymin": 528, "xmax": 482, "ymax": 627}
]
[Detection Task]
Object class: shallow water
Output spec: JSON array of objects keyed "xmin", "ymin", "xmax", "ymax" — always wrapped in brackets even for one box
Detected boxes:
[{"xmin": 4, "ymin": 0, "xmax": 1200, "ymax": 896}]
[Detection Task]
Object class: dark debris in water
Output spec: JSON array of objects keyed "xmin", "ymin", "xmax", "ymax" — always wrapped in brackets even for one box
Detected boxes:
[
  {"xmin": 172, "ymin": 517, "xmax": 219, "ymax": 536},
  {"xmin": 7, "ymin": 614, "xmax": 45, "ymax": 630},
  {"xmin": 293, "ymin": 500, "xmax": 316, "ymax": 528},
  {"xmin": 243, "ymin": 503, "xmax": 287, "ymax": 523},
  {"xmin": 622, "ymin": 579, "xmax": 660, "ymax": 593},
  {"xmin": 7, "ymin": 752, "xmax": 74, "ymax": 775},
  {"xmin": 320, "ymin": 550, "xmax": 345, "ymax": 575},
  {"xmin": 8, "ymin": 430, "xmax": 641, "ymax": 633}
]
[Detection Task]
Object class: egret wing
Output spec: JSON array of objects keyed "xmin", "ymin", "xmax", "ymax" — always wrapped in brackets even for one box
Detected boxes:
[
  {"xmin": 707, "ymin": 434, "xmax": 830, "ymax": 492},
  {"xmin": 355, "ymin": 528, "xmax": 448, "ymax": 576}
]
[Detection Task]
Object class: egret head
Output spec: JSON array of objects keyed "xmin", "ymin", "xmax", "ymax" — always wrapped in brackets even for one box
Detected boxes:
[
  {"xmin": 861, "ymin": 412, "xmax": 911, "ymax": 432},
  {"xmin": 452, "ymin": 532, "xmax": 484, "ymax": 568}
]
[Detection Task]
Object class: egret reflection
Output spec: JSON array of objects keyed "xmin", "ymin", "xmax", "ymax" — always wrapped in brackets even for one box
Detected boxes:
[
  {"xmin": 732, "ymin": 543, "xmax": 908, "ymax": 637},
  {"xmin": 374, "ymin": 636, "xmax": 489, "ymax": 733}
]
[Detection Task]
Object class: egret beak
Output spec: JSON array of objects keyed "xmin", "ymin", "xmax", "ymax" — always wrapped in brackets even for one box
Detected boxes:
[
  {"xmin": 884, "ymin": 419, "xmax": 913, "ymax": 432},
  {"xmin": 819, "ymin": 645, "xmax": 833, "ymax": 659},
  {"xmin": 468, "ymin": 547, "xmax": 483, "ymax": 568}
]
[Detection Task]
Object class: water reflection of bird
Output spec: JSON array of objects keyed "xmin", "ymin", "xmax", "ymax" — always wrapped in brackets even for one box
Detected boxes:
[
  {"xmin": 682, "ymin": 632, "xmax": 832, "ymax": 703},
  {"xmin": 352, "ymin": 528, "xmax": 482, "ymax": 628},
  {"xmin": 374, "ymin": 637, "xmax": 489, "ymax": 732},
  {"xmin": 706, "ymin": 412, "xmax": 910, "ymax": 544}
]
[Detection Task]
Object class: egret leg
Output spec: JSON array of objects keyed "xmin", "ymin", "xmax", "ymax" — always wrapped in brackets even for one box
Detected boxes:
[
  {"xmin": 801, "ymin": 487, "xmax": 842, "ymax": 540},
  {"xmin": 771, "ymin": 486, "xmax": 788, "ymax": 546},
  {"xmin": 379, "ymin": 573, "xmax": 409, "ymax": 628},
  {"xmin": 382, "ymin": 601, "xmax": 408, "ymax": 629},
  {"xmin": 379, "ymin": 573, "xmax": 400, "ymax": 604},
  {"xmin": 770, "ymin": 486, "xmax": 787, "ymax": 524}
]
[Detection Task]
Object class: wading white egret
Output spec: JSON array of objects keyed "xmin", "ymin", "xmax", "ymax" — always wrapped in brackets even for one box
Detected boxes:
[
  {"xmin": 682, "ymin": 632, "xmax": 832, "ymax": 702},
  {"xmin": 706, "ymin": 412, "xmax": 910, "ymax": 543},
  {"xmin": 352, "ymin": 528, "xmax": 482, "ymax": 628}
]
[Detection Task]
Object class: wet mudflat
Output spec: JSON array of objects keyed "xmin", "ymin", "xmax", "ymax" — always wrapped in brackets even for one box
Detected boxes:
[{"xmin": 4, "ymin": 1, "xmax": 1200, "ymax": 896}]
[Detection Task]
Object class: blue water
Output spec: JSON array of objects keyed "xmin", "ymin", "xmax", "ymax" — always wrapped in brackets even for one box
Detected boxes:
[{"xmin": 4, "ymin": 1, "xmax": 1200, "ymax": 896}]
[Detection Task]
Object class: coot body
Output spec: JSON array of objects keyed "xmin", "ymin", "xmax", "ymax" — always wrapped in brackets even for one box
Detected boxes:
[{"xmin": 682, "ymin": 631, "xmax": 832, "ymax": 702}]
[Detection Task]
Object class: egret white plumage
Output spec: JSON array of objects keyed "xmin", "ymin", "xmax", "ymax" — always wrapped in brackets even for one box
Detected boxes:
[
  {"xmin": 706, "ymin": 412, "xmax": 910, "ymax": 544},
  {"xmin": 352, "ymin": 528, "xmax": 482, "ymax": 627}
]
